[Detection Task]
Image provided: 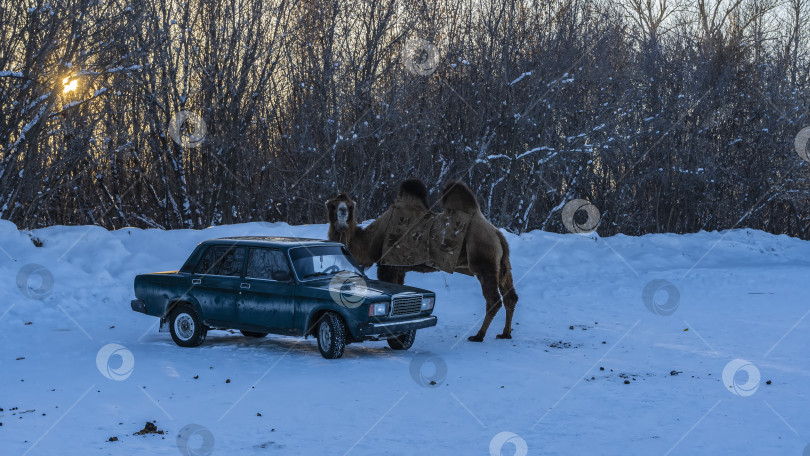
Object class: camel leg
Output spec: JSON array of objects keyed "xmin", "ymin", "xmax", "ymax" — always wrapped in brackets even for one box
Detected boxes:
[
  {"xmin": 377, "ymin": 265, "xmax": 396, "ymax": 283},
  {"xmin": 378, "ymin": 265, "xmax": 408, "ymax": 285},
  {"xmin": 395, "ymin": 269, "xmax": 407, "ymax": 285},
  {"xmin": 468, "ymin": 268, "xmax": 502, "ymax": 342},
  {"xmin": 496, "ymin": 270, "xmax": 518, "ymax": 339}
]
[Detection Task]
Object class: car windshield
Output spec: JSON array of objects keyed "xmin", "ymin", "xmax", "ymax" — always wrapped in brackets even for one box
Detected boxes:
[{"xmin": 288, "ymin": 245, "xmax": 363, "ymax": 280}]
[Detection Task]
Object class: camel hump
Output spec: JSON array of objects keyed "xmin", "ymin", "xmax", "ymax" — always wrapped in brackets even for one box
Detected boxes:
[
  {"xmin": 440, "ymin": 181, "xmax": 479, "ymax": 213},
  {"xmin": 399, "ymin": 178, "xmax": 430, "ymax": 210}
]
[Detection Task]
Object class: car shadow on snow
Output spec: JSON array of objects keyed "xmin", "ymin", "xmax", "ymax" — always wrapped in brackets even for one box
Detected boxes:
[{"xmin": 189, "ymin": 333, "xmax": 400, "ymax": 359}]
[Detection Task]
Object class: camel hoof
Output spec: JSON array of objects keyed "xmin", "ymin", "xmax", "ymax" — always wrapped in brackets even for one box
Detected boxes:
[
  {"xmin": 496, "ymin": 333, "xmax": 512, "ymax": 339},
  {"xmin": 468, "ymin": 335, "xmax": 484, "ymax": 342}
]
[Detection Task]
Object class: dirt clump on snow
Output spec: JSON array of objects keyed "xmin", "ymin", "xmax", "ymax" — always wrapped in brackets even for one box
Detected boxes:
[{"xmin": 134, "ymin": 421, "xmax": 164, "ymax": 435}]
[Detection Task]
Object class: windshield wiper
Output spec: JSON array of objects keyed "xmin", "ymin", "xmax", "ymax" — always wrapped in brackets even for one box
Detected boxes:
[
  {"xmin": 302, "ymin": 272, "xmax": 330, "ymax": 279},
  {"xmin": 303, "ymin": 269, "xmax": 362, "ymax": 279},
  {"xmin": 337, "ymin": 270, "xmax": 362, "ymax": 276}
]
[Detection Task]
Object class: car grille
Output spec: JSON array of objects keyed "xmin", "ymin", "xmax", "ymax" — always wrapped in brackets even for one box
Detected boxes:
[{"xmin": 391, "ymin": 295, "xmax": 422, "ymax": 316}]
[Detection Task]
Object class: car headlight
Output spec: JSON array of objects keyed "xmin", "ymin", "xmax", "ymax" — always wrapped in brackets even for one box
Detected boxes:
[
  {"xmin": 421, "ymin": 296, "xmax": 434, "ymax": 311},
  {"xmin": 369, "ymin": 302, "xmax": 388, "ymax": 317}
]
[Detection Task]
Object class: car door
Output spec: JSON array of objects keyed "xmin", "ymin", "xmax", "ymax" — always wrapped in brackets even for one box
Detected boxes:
[
  {"xmin": 237, "ymin": 248, "xmax": 295, "ymax": 333},
  {"xmin": 190, "ymin": 245, "xmax": 246, "ymax": 324}
]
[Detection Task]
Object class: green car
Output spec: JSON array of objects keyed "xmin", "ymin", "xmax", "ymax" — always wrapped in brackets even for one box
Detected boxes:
[{"xmin": 131, "ymin": 236, "xmax": 438, "ymax": 358}]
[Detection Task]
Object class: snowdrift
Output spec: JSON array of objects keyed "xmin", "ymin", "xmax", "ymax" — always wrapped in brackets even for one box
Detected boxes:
[{"xmin": 1, "ymin": 220, "xmax": 808, "ymax": 455}]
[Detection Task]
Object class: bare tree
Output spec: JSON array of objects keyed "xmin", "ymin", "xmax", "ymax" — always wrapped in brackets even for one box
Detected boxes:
[{"xmin": 0, "ymin": 0, "xmax": 808, "ymax": 238}]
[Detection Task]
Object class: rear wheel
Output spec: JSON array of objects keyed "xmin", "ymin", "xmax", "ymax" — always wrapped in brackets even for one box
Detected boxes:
[
  {"xmin": 316, "ymin": 312, "xmax": 347, "ymax": 359},
  {"xmin": 240, "ymin": 330, "xmax": 268, "ymax": 338},
  {"xmin": 169, "ymin": 304, "xmax": 207, "ymax": 347},
  {"xmin": 387, "ymin": 330, "xmax": 416, "ymax": 350}
]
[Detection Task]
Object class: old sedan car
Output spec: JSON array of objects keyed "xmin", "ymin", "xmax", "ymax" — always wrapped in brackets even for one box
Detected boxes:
[{"xmin": 130, "ymin": 236, "xmax": 438, "ymax": 358}]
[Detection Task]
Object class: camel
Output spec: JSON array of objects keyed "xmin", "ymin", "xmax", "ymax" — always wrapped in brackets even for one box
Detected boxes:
[{"xmin": 325, "ymin": 179, "xmax": 518, "ymax": 341}]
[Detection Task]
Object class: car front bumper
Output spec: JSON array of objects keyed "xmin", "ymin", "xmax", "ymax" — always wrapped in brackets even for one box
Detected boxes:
[{"xmin": 356, "ymin": 315, "xmax": 437, "ymax": 338}]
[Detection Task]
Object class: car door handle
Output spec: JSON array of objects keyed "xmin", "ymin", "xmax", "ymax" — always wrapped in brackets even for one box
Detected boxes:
[
  {"xmin": 191, "ymin": 278, "xmax": 201, "ymax": 285},
  {"xmin": 240, "ymin": 283, "xmax": 250, "ymax": 289}
]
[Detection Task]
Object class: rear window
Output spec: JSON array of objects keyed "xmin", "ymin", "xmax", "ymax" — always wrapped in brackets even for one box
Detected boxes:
[{"xmin": 194, "ymin": 246, "xmax": 246, "ymax": 277}]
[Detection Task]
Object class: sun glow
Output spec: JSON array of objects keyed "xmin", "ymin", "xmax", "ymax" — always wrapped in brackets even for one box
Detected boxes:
[{"xmin": 62, "ymin": 77, "xmax": 78, "ymax": 93}]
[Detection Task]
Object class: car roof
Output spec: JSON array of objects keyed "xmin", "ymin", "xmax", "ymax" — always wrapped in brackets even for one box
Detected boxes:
[{"xmin": 201, "ymin": 236, "xmax": 343, "ymax": 249}]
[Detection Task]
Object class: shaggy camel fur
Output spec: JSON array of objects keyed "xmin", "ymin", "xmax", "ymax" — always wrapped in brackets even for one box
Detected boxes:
[{"xmin": 325, "ymin": 179, "xmax": 519, "ymax": 341}]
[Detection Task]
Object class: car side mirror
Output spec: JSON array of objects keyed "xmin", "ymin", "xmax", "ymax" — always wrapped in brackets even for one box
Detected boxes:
[{"xmin": 272, "ymin": 270, "xmax": 292, "ymax": 282}]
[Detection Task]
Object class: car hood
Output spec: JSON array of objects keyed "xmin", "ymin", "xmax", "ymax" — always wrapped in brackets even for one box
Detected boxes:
[{"xmin": 300, "ymin": 275, "xmax": 434, "ymax": 301}]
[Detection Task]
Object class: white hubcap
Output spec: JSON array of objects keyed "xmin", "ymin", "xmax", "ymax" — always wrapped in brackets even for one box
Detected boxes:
[
  {"xmin": 175, "ymin": 314, "xmax": 195, "ymax": 341},
  {"xmin": 319, "ymin": 322, "xmax": 332, "ymax": 351}
]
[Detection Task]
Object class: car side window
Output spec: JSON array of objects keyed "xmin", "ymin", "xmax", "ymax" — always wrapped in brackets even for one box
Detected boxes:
[
  {"xmin": 194, "ymin": 246, "xmax": 245, "ymax": 277},
  {"xmin": 246, "ymin": 248, "xmax": 290, "ymax": 280}
]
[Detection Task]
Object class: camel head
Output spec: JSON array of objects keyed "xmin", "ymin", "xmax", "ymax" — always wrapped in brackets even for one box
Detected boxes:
[{"xmin": 325, "ymin": 193, "xmax": 356, "ymax": 236}]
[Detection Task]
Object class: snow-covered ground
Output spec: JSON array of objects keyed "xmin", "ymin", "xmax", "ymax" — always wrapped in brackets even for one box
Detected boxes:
[{"xmin": 1, "ymin": 219, "xmax": 809, "ymax": 455}]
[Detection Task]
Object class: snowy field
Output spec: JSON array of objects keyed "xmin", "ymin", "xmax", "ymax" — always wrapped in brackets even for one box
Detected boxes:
[{"xmin": 1, "ymin": 219, "xmax": 809, "ymax": 455}]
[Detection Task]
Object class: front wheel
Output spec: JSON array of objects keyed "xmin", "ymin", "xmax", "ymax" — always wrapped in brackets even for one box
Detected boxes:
[
  {"xmin": 169, "ymin": 304, "xmax": 207, "ymax": 347},
  {"xmin": 387, "ymin": 330, "xmax": 416, "ymax": 350},
  {"xmin": 316, "ymin": 312, "xmax": 347, "ymax": 359}
]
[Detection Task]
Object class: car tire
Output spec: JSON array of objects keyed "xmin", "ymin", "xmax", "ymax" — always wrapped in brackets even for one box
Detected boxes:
[
  {"xmin": 240, "ymin": 330, "xmax": 268, "ymax": 338},
  {"xmin": 169, "ymin": 304, "xmax": 207, "ymax": 347},
  {"xmin": 316, "ymin": 312, "xmax": 347, "ymax": 359},
  {"xmin": 387, "ymin": 330, "xmax": 416, "ymax": 350}
]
